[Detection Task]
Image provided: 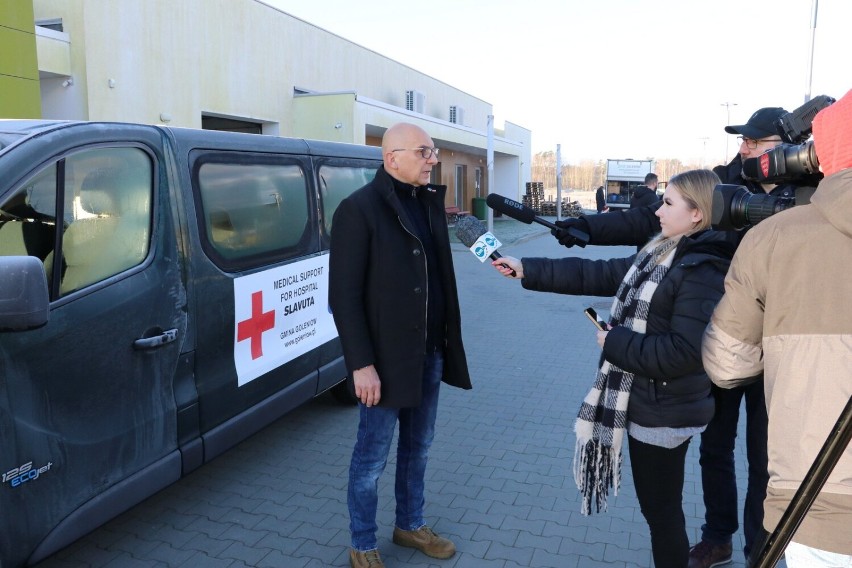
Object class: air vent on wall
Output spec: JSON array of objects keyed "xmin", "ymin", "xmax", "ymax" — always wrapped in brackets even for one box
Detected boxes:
[
  {"xmin": 405, "ymin": 90, "xmax": 425, "ymax": 113},
  {"xmin": 449, "ymin": 105, "xmax": 465, "ymax": 125}
]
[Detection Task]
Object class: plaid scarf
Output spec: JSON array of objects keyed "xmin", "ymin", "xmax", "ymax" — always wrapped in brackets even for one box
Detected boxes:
[{"xmin": 573, "ymin": 238, "xmax": 678, "ymax": 515}]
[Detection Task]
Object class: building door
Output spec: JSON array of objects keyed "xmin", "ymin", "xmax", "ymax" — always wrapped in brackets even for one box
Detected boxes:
[
  {"xmin": 430, "ymin": 163, "xmax": 441, "ymax": 187},
  {"xmin": 454, "ymin": 164, "xmax": 466, "ymax": 208},
  {"xmin": 475, "ymin": 167, "xmax": 482, "ymax": 198}
]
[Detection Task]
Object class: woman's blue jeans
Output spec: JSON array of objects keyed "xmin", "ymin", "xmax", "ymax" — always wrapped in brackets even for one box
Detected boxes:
[{"xmin": 348, "ymin": 351, "xmax": 443, "ymax": 551}]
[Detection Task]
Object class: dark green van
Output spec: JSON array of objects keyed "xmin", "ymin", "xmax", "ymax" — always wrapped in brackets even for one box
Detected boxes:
[{"xmin": 0, "ymin": 121, "xmax": 380, "ymax": 567}]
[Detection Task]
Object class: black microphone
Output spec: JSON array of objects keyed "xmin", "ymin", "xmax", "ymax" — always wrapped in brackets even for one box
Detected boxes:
[
  {"xmin": 455, "ymin": 215, "xmax": 516, "ymax": 276},
  {"xmin": 485, "ymin": 193, "xmax": 556, "ymax": 228},
  {"xmin": 485, "ymin": 193, "xmax": 589, "ymax": 247}
]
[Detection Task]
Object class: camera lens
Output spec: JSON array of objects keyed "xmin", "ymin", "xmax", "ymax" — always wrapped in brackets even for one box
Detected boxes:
[
  {"xmin": 712, "ymin": 183, "xmax": 795, "ymax": 231},
  {"xmin": 783, "ymin": 141, "xmax": 820, "ymax": 177}
]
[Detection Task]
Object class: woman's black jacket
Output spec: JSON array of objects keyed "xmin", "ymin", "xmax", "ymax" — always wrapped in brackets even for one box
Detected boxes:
[
  {"xmin": 521, "ymin": 230, "xmax": 734, "ymax": 428},
  {"xmin": 328, "ymin": 166, "xmax": 471, "ymax": 408}
]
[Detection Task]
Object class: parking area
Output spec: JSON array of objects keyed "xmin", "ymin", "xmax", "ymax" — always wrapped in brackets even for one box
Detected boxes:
[{"xmin": 37, "ymin": 228, "xmax": 754, "ymax": 568}]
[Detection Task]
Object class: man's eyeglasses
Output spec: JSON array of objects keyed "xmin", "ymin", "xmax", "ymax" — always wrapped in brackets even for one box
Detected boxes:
[
  {"xmin": 391, "ymin": 147, "xmax": 439, "ymax": 159},
  {"xmin": 736, "ymin": 136, "xmax": 782, "ymax": 149}
]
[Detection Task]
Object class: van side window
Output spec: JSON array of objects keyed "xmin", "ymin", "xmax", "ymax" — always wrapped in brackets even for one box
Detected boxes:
[
  {"xmin": 1, "ymin": 147, "xmax": 153, "ymax": 298},
  {"xmin": 196, "ymin": 162, "xmax": 309, "ymax": 265},
  {"xmin": 318, "ymin": 165, "xmax": 376, "ymax": 235},
  {"xmin": 0, "ymin": 165, "xmax": 58, "ymax": 262},
  {"xmin": 48, "ymin": 148, "xmax": 153, "ymax": 296}
]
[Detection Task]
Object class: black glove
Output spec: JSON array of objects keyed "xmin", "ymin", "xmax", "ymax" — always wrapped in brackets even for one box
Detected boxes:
[{"xmin": 550, "ymin": 217, "xmax": 591, "ymax": 248}]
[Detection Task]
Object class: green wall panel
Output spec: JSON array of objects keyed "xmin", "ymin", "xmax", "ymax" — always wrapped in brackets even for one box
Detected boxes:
[
  {"xmin": 0, "ymin": 25, "xmax": 39, "ymax": 79},
  {"xmin": 0, "ymin": 75, "xmax": 41, "ymax": 118},
  {"xmin": 0, "ymin": 0, "xmax": 41, "ymax": 118}
]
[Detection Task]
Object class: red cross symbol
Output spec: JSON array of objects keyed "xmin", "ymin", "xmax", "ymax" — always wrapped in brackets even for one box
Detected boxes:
[{"xmin": 237, "ymin": 291, "xmax": 275, "ymax": 360}]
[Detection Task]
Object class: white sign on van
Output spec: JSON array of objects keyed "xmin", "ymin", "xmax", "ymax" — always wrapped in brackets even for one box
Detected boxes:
[{"xmin": 233, "ymin": 254, "xmax": 338, "ymax": 386}]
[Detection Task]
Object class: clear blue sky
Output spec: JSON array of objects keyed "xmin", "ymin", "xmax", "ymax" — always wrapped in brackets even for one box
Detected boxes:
[{"xmin": 263, "ymin": 0, "xmax": 850, "ymax": 165}]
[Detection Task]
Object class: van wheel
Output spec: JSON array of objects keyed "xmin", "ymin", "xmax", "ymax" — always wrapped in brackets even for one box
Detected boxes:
[{"xmin": 330, "ymin": 380, "xmax": 358, "ymax": 405}]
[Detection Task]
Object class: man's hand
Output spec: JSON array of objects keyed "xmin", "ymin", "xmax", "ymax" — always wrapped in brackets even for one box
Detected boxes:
[
  {"xmin": 353, "ymin": 365, "xmax": 381, "ymax": 407},
  {"xmin": 550, "ymin": 217, "xmax": 591, "ymax": 248}
]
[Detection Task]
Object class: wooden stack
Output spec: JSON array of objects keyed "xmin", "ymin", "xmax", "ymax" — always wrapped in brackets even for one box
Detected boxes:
[
  {"xmin": 539, "ymin": 202, "xmax": 558, "ymax": 216},
  {"xmin": 561, "ymin": 200, "xmax": 583, "ymax": 218},
  {"xmin": 523, "ymin": 182, "xmax": 544, "ymax": 213}
]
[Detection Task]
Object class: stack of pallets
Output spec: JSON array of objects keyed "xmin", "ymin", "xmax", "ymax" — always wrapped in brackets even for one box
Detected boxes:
[
  {"xmin": 523, "ymin": 182, "xmax": 544, "ymax": 213},
  {"xmin": 561, "ymin": 200, "xmax": 584, "ymax": 217},
  {"xmin": 539, "ymin": 201, "xmax": 558, "ymax": 216}
]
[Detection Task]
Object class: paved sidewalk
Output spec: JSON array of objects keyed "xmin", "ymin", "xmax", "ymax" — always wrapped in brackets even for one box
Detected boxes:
[{"xmin": 36, "ymin": 226, "xmax": 757, "ymax": 568}]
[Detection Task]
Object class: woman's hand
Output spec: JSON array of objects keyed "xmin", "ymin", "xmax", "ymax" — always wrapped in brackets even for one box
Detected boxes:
[
  {"xmin": 491, "ymin": 256, "xmax": 523, "ymax": 279},
  {"xmin": 596, "ymin": 326, "xmax": 610, "ymax": 349}
]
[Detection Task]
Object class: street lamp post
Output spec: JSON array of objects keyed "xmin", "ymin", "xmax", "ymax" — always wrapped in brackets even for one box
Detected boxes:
[
  {"xmin": 805, "ymin": 0, "xmax": 819, "ymax": 103},
  {"xmin": 721, "ymin": 102, "xmax": 738, "ymax": 162},
  {"xmin": 698, "ymin": 137, "xmax": 710, "ymax": 168}
]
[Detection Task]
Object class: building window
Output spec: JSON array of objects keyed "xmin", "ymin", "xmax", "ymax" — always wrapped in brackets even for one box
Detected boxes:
[
  {"xmin": 35, "ymin": 18, "xmax": 64, "ymax": 32},
  {"xmin": 201, "ymin": 116, "xmax": 262, "ymax": 134}
]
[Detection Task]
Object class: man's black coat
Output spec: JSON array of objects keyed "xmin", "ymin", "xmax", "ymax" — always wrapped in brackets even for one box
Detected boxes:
[
  {"xmin": 329, "ymin": 166, "xmax": 471, "ymax": 408},
  {"xmin": 629, "ymin": 185, "xmax": 659, "ymax": 209}
]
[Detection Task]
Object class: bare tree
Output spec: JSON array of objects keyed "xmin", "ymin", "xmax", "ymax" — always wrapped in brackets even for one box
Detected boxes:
[{"xmin": 531, "ymin": 152, "xmax": 706, "ymax": 189}]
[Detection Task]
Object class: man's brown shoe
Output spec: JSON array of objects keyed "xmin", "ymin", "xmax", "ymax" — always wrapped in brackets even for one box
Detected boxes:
[
  {"xmin": 688, "ymin": 540, "xmax": 733, "ymax": 568},
  {"xmin": 349, "ymin": 548, "xmax": 384, "ymax": 568},
  {"xmin": 392, "ymin": 526, "xmax": 456, "ymax": 559}
]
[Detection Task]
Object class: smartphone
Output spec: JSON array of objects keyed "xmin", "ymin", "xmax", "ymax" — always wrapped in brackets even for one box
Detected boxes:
[{"xmin": 584, "ymin": 307, "xmax": 607, "ymax": 331}]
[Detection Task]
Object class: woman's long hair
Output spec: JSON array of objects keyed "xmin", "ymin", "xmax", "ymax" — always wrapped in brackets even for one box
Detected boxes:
[{"xmin": 640, "ymin": 169, "xmax": 720, "ymax": 257}]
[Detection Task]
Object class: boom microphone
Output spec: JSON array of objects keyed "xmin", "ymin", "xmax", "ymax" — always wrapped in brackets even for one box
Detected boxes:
[
  {"xmin": 485, "ymin": 193, "xmax": 553, "ymax": 227},
  {"xmin": 455, "ymin": 215, "xmax": 516, "ymax": 276},
  {"xmin": 485, "ymin": 193, "xmax": 589, "ymax": 247}
]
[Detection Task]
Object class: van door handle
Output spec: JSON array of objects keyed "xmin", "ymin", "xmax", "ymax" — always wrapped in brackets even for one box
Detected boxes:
[{"xmin": 133, "ymin": 328, "xmax": 178, "ymax": 350}]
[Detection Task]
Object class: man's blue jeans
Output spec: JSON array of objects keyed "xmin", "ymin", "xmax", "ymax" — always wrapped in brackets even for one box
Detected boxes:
[
  {"xmin": 348, "ymin": 351, "xmax": 443, "ymax": 551},
  {"xmin": 699, "ymin": 381, "xmax": 769, "ymax": 558}
]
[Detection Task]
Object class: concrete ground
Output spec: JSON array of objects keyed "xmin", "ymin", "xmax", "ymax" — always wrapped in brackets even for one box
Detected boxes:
[{"xmin": 35, "ymin": 216, "xmax": 763, "ymax": 568}]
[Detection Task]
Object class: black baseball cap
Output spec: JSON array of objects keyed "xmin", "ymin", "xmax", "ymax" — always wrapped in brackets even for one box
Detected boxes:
[{"xmin": 724, "ymin": 107, "xmax": 787, "ymax": 139}]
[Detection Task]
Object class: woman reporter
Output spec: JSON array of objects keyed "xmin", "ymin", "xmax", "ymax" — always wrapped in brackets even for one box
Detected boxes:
[{"xmin": 493, "ymin": 169, "xmax": 734, "ymax": 568}]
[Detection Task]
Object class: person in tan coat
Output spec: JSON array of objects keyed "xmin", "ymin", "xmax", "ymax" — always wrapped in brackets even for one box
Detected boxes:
[{"xmin": 702, "ymin": 89, "xmax": 852, "ymax": 567}]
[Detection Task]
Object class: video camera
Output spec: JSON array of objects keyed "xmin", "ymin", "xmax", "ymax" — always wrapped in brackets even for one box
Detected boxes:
[{"xmin": 711, "ymin": 95, "xmax": 835, "ymax": 231}]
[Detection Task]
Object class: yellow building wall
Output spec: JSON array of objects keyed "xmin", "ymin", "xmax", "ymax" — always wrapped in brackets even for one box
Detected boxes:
[
  {"xmin": 0, "ymin": 0, "xmax": 42, "ymax": 118},
  {"xmin": 292, "ymin": 93, "xmax": 358, "ymax": 143},
  {"xmin": 31, "ymin": 0, "xmax": 493, "ymax": 132},
  {"xmin": 27, "ymin": 0, "xmax": 529, "ymax": 200}
]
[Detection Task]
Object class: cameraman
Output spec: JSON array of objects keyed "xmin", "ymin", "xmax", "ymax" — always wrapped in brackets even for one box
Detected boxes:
[
  {"xmin": 552, "ymin": 106, "xmax": 793, "ymax": 568},
  {"xmin": 554, "ymin": 107, "xmax": 792, "ymax": 250},
  {"xmin": 702, "ymin": 89, "xmax": 852, "ymax": 567},
  {"xmin": 716, "ymin": 107, "xmax": 793, "ymax": 199}
]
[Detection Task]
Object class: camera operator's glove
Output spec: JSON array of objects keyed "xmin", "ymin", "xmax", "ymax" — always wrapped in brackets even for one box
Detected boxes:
[{"xmin": 550, "ymin": 217, "xmax": 591, "ymax": 248}]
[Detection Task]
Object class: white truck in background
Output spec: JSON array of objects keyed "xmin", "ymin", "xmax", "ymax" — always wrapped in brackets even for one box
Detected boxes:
[{"xmin": 604, "ymin": 158, "xmax": 655, "ymax": 209}]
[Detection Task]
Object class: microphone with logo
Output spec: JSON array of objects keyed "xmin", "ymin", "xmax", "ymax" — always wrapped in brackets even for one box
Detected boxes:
[
  {"xmin": 454, "ymin": 215, "xmax": 516, "ymax": 277},
  {"xmin": 485, "ymin": 193, "xmax": 589, "ymax": 247}
]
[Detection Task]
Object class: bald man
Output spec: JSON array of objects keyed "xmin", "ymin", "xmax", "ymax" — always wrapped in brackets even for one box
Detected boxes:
[{"xmin": 329, "ymin": 123, "xmax": 471, "ymax": 568}]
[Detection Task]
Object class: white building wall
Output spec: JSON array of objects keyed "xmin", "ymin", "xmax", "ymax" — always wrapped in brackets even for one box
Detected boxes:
[
  {"xmin": 502, "ymin": 121, "xmax": 532, "ymax": 199},
  {"xmin": 32, "ymin": 0, "xmax": 531, "ymax": 197},
  {"xmin": 33, "ymin": 0, "xmax": 495, "ymax": 133},
  {"xmin": 494, "ymin": 157, "xmax": 521, "ymax": 201}
]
